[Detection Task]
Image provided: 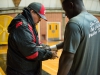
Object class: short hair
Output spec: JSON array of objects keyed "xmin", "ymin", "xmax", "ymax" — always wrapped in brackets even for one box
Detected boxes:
[
  {"xmin": 60, "ymin": 0, "xmax": 83, "ymax": 5},
  {"xmin": 61, "ymin": 0, "xmax": 83, "ymax": 3},
  {"xmin": 60, "ymin": 0, "xmax": 73, "ymax": 4}
]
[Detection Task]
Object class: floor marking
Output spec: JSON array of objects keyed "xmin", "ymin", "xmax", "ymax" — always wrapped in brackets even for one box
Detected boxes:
[{"xmin": 43, "ymin": 64, "xmax": 57, "ymax": 72}]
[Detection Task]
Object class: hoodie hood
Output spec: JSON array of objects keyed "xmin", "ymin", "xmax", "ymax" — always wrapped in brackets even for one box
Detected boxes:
[
  {"xmin": 8, "ymin": 14, "xmax": 24, "ymax": 33},
  {"xmin": 8, "ymin": 8, "xmax": 38, "ymax": 38},
  {"xmin": 8, "ymin": 8, "xmax": 36, "ymax": 34}
]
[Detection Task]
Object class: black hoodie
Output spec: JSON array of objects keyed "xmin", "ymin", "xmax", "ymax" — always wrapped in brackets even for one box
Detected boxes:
[{"xmin": 7, "ymin": 8, "xmax": 52, "ymax": 75}]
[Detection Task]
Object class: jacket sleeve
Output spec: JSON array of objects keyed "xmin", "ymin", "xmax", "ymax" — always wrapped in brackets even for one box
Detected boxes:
[{"xmin": 13, "ymin": 22, "xmax": 52, "ymax": 61}]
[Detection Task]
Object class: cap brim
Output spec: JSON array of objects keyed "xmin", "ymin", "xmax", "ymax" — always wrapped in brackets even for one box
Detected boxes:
[{"xmin": 38, "ymin": 13, "xmax": 47, "ymax": 21}]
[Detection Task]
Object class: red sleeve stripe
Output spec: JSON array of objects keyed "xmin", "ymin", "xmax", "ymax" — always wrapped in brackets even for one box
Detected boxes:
[
  {"xmin": 16, "ymin": 22, "xmax": 22, "ymax": 28},
  {"xmin": 28, "ymin": 24, "xmax": 36, "ymax": 42},
  {"xmin": 26, "ymin": 51, "xmax": 38, "ymax": 59}
]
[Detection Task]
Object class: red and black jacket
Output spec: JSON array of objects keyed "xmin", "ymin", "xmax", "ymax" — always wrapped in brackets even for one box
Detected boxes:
[{"xmin": 7, "ymin": 11, "xmax": 52, "ymax": 74}]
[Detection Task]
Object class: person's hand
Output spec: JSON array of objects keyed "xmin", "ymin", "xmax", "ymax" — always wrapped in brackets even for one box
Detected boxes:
[{"xmin": 50, "ymin": 51, "xmax": 58, "ymax": 59}]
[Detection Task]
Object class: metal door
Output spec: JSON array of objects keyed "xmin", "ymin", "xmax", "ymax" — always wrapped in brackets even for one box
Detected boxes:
[{"xmin": 0, "ymin": 15, "xmax": 13, "ymax": 44}]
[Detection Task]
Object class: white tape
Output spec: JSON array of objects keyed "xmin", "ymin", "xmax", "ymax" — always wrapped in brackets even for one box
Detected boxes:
[
  {"xmin": 50, "ymin": 45, "xmax": 57, "ymax": 51},
  {"xmin": 36, "ymin": 46, "xmax": 43, "ymax": 48}
]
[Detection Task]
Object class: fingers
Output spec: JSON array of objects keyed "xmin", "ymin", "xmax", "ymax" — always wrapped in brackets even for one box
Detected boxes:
[
  {"xmin": 50, "ymin": 51, "xmax": 58, "ymax": 59},
  {"xmin": 56, "ymin": 55, "xmax": 59, "ymax": 58}
]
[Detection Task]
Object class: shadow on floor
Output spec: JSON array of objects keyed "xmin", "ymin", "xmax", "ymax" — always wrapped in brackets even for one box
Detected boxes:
[{"xmin": 42, "ymin": 70, "xmax": 50, "ymax": 75}]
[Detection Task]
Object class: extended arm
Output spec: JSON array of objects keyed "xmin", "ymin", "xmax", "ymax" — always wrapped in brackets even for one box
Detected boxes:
[
  {"xmin": 57, "ymin": 22, "xmax": 81, "ymax": 75},
  {"xmin": 13, "ymin": 22, "xmax": 56, "ymax": 61},
  {"xmin": 57, "ymin": 51, "xmax": 74, "ymax": 75},
  {"xmin": 50, "ymin": 41, "xmax": 64, "ymax": 51}
]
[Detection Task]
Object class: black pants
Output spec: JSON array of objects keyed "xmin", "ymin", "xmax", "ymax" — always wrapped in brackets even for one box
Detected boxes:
[{"xmin": 6, "ymin": 67, "xmax": 37, "ymax": 75}]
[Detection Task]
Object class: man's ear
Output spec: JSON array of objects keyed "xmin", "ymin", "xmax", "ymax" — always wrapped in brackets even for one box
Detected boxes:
[
  {"xmin": 30, "ymin": 10, "xmax": 33, "ymax": 13},
  {"xmin": 30, "ymin": 10, "xmax": 36, "ymax": 15}
]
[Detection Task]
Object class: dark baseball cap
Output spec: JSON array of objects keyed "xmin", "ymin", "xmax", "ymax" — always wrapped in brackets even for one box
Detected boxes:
[{"xmin": 28, "ymin": 2, "xmax": 47, "ymax": 21}]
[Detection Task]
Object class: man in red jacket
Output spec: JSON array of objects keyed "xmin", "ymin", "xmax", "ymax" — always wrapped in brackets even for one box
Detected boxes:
[{"xmin": 6, "ymin": 2, "xmax": 57, "ymax": 75}]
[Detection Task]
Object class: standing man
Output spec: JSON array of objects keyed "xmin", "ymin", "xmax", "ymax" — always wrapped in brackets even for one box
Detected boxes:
[
  {"xmin": 6, "ymin": 2, "xmax": 57, "ymax": 75},
  {"xmin": 51, "ymin": 0, "xmax": 100, "ymax": 75}
]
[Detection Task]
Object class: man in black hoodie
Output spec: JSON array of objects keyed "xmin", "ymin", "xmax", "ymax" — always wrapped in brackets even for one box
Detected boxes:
[{"xmin": 6, "ymin": 2, "xmax": 57, "ymax": 75}]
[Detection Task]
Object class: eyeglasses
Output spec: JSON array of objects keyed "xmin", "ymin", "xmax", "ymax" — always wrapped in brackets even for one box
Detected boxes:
[
  {"xmin": 37, "ymin": 14, "xmax": 42, "ymax": 20},
  {"xmin": 37, "ymin": 14, "xmax": 41, "ymax": 18},
  {"xmin": 32, "ymin": 10, "xmax": 42, "ymax": 20}
]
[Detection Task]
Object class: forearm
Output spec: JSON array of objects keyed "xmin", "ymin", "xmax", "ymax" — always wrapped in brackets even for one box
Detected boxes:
[
  {"xmin": 57, "ymin": 51, "xmax": 74, "ymax": 75},
  {"xmin": 50, "ymin": 41, "xmax": 64, "ymax": 50},
  {"xmin": 57, "ymin": 58, "xmax": 73, "ymax": 75},
  {"xmin": 56, "ymin": 41, "xmax": 64, "ymax": 49},
  {"xmin": 37, "ymin": 49, "xmax": 52, "ymax": 61},
  {"xmin": 28, "ymin": 46, "xmax": 53, "ymax": 61},
  {"xmin": 22, "ymin": 46, "xmax": 52, "ymax": 61}
]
